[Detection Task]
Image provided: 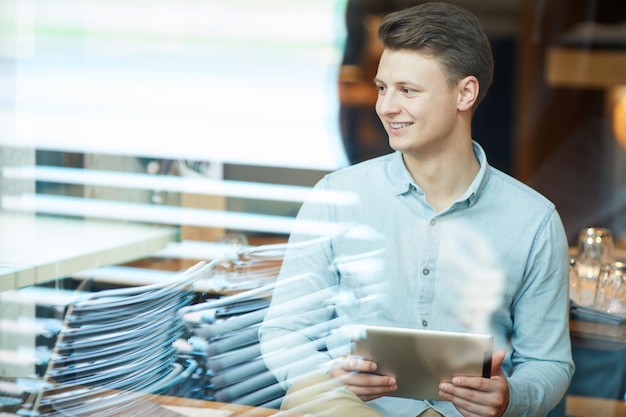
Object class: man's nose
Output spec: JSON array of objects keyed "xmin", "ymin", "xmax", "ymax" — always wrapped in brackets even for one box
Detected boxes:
[{"xmin": 376, "ymin": 91, "xmax": 400, "ymax": 115}]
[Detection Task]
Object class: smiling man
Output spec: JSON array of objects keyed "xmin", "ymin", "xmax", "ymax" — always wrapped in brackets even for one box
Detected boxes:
[{"xmin": 259, "ymin": 3, "xmax": 574, "ymax": 417}]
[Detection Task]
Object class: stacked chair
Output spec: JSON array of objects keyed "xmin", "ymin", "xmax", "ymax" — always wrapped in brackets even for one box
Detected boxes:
[
  {"xmin": 179, "ymin": 242, "xmax": 291, "ymax": 409},
  {"xmin": 17, "ymin": 261, "xmax": 213, "ymax": 417},
  {"xmin": 180, "ymin": 237, "xmax": 337, "ymax": 409},
  {"xmin": 9, "ymin": 236, "xmax": 339, "ymax": 416}
]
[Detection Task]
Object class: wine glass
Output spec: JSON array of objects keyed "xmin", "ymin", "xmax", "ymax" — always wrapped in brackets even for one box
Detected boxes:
[
  {"xmin": 595, "ymin": 261, "xmax": 626, "ymax": 317},
  {"xmin": 575, "ymin": 227, "xmax": 614, "ymax": 307}
]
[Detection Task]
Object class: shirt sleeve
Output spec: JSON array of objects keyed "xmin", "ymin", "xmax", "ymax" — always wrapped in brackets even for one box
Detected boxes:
[
  {"xmin": 258, "ymin": 176, "xmax": 346, "ymax": 389},
  {"xmin": 503, "ymin": 208, "xmax": 575, "ymax": 416}
]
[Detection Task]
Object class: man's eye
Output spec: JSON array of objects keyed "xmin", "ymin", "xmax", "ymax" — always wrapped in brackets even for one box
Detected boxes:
[
  {"xmin": 377, "ymin": 85, "xmax": 386, "ymax": 92},
  {"xmin": 402, "ymin": 88, "xmax": 414, "ymax": 94}
]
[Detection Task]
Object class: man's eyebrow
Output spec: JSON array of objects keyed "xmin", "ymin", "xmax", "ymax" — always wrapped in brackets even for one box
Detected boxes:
[{"xmin": 375, "ymin": 78, "xmax": 419, "ymax": 87}]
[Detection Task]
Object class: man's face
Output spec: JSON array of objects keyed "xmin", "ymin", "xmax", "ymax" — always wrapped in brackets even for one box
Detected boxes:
[{"xmin": 374, "ymin": 49, "xmax": 461, "ymax": 156}]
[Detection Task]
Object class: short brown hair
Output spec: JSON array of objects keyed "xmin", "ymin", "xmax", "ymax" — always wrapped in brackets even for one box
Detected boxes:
[{"xmin": 378, "ymin": 2, "xmax": 494, "ymax": 108}]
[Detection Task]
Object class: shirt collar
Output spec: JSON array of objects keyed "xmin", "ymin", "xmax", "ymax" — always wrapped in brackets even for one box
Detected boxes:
[
  {"xmin": 388, "ymin": 150, "xmax": 417, "ymax": 195},
  {"xmin": 387, "ymin": 141, "xmax": 490, "ymax": 207},
  {"xmin": 464, "ymin": 141, "xmax": 489, "ymax": 206}
]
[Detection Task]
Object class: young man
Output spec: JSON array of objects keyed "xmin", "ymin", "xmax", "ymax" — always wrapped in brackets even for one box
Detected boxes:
[{"xmin": 259, "ymin": 2, "xmax": 574, "ymax": 416}]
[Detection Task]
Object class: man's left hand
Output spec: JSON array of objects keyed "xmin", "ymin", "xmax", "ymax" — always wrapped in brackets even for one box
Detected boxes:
[{"xmin": 437, "ymin": 350, "xmax": 509, "ymax": 417}]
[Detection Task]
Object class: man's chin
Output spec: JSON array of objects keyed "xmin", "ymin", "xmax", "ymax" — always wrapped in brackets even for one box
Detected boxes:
[{"xmin": 387, "ymin": 139, "xmax": 408, "ymax": 153}]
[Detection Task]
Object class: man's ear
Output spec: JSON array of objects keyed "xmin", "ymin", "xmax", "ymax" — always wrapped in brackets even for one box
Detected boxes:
[{"xmin": 457, "ymin": 76, "xmax": 479, "ymax": 111}]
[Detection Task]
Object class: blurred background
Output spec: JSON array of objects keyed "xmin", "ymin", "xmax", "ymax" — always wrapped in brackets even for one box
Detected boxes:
[{"xmin": 1, "ymin": 0, "xmax": 625, "ymax": 245}]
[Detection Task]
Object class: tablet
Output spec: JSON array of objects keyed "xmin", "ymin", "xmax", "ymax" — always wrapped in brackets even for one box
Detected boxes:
[{"xmin": 349, "ymin": 325, "xmax": 493, "ymax": 400}]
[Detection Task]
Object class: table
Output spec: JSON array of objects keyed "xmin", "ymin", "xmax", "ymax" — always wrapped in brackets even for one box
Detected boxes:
[
  {"xmin": 0, "ymin": 212, "xmax": 177, "ymax": 291},
  {"xmin": 155, "ymin": 393, "xmax": 625, "ymax": 417},
  {"xmin": 79, "ymin": 392, "xmax": 626, "ymax": 417},
  {"xmin": 155, "ymin": 395, "xmax": 626, "ymax": 417},
  {"xmin": 568, "ymin": 245, "xmax": 626, "ymax": 350},
  {"xmin": 570, "ymin": 320, "xmax": 626, "ymax": 348},
  {"xmin": 151, "ymin": 394, "xmax": 284, "ymax": 417},
  {"xmin": 566, "ymin": 395, "xmax": 626, "ymax": 417}
]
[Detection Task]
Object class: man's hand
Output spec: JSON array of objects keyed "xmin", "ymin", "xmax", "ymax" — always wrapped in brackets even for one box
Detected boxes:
[
  {"xmin": 438, "ymin": 350, "xmax": 509, "ymax": 417},
  {"xmin": 327, "ymin": 356, "xmax": 398, "ymax": 402}
]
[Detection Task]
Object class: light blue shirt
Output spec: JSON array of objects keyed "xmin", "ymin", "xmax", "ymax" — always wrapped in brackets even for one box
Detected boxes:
[{"xmin": 259, "ymin": 142, "xmax": 574, "ymax": 417}]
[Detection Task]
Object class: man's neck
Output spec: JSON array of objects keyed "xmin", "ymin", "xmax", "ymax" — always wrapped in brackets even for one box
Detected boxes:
[{"xmin": 403, "ymin": 140, "xmax": 480, "ymax": 213}]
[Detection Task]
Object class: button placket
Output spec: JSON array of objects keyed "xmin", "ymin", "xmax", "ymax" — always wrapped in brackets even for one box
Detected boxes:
[{"xmin": 417, "ymin": 216, "xmax": 440, "ymax": 330}]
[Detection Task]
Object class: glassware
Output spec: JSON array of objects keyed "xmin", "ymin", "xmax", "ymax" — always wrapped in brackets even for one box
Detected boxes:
[
  {"xmin": 218, "ymin": 232, "xmax": 249, "ymax": 249},
  {"xmin": 595, "ymin": 261, "xmax": 626, "ymax": 317},
  {"xmin": 575, "ymin": 227, "xmax": 615, "ymax": 307},
  {"xmin": 568, "ymin": 257, "xmax": 580, "ymax": 304},
  {"xmin": 217, "ymin": 233, "xmax": 250, "ymax": 282}
]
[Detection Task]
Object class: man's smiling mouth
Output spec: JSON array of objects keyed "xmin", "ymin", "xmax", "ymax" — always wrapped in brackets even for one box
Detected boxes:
[{"xmin": 389, "ymin": 122, "xmax": 413, "ymax": 129}]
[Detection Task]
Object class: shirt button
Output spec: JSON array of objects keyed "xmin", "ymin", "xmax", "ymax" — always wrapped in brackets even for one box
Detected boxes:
[
  {"xmin": 430, "ymin": 219, "xmax": 436, "ymax": 226},
  {"xmin": 422, "ymin": 320, "xmax": 428, "ymax": 327},
  {"xmin": 422, "ymin": 268, "xmax": 430, "ymax": 276}
]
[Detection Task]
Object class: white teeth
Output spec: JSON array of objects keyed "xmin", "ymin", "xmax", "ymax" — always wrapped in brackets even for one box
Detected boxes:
[{"xmin": 389, "ymin": 122, "xmax": 411, "ymax": 129}]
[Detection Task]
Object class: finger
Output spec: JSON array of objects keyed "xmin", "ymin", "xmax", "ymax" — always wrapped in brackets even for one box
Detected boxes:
[
  {"xmin": 327, "ymin": 356, "xmax": 373, "ymax": 376},
  {"xmin": 447, "ymin": 349, "xmax": 507, "ymax": 392},
  {"xmin": 439, "ymin": 376, "xmax": 509, "ymax": 416},
  {"xmin": 445, "ymin": 375, "xmax": 491, "ymax": 392},
  {"xmin": 491, "ymin": 350, "xmax": 506, "ymax": 378},
  {"xmin": 344, "ymin": 356, "xmax": 378, "ymax": 372},
  {"xmin": 438, "ymin": 385, "xmax": 490, "ymax": 417},
  {"xmin": 341, "ymin": 371, "xmax": 396, "ymax": 388},
  {"xmin": 349, "ymin": 383, "xmax": 396, "ymax": 398},
  {"xmin": 452, "ymin": 403, "xmax": 485, "ymax": 417},
  {"xmin": 344, "ymin": 374, "xmax": 398, "ymax": 401}
]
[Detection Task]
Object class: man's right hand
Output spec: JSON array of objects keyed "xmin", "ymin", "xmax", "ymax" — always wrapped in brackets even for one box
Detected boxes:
[{"xmin": 327, "ymin": 356, "xmax": 398, "ymax": 401}]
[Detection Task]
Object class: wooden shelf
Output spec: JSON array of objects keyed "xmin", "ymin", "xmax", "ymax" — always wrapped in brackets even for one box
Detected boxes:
[{"xmin": 546, "ymin": 47, "xmax": 626, "ymax": 88}]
